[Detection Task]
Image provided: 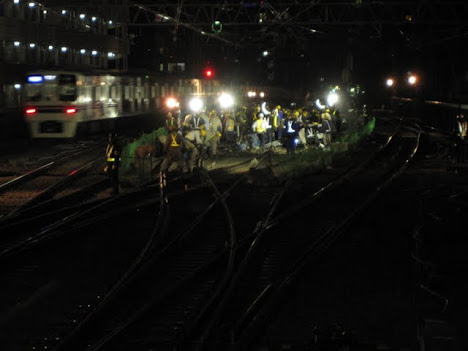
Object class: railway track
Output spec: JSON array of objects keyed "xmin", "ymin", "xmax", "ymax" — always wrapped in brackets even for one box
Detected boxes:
[
  {"xmin": 0, "ymin": 116, "xmax": 424, "ymax": 350},
  {"xmin": 180, "ymin": 122, "xmax": 421, "ymax": 350},
  {"xmin": 38, "ymin": 121, "xmax": 403, "ymax": 350},
  {"xmin": 0, "ymin": 151, "xmax": 270, "ymax": 350},
  {"xmin": 0, "ymin": 142, "xmax": 107, "ymax": 219}
]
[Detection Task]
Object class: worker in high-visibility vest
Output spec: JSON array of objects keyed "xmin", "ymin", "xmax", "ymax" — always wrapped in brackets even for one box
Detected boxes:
[
  {"xmin": 455, "ymin": 113, "xmax": 468, "ymax": 163},
  {"xmin": 104, "ymin": 132, "xmax": 121, "ymax": 194},
  {"xmin": 223, "ymin": 113, "xmax": 237, "ymax": 152},
  {"xmin": 252, "ymin": 113, "xmax": 268, "ymax": 151},
  {"xmin": 161, "ymin": 125, "xmax": 185, "ymax": 174}
]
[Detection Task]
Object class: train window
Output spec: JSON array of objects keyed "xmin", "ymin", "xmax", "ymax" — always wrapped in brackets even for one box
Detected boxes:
[
  {"xmin": 26, "ymin": 85, "xmax": 42, "ymax": 101},
  {"xmin": 58, "ymin": 74, "xmax": 77, "ymax": 101}
]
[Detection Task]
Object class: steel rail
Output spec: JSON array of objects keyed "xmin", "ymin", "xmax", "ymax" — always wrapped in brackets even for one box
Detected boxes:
[{"xmin": 234, "ymin": 123, "xmax": 421, "ymax": 347}]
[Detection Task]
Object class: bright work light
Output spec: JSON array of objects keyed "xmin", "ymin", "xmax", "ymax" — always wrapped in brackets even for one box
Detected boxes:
[
  {"xmin": 189, "ymin": 97, "xmax": 203, "ymax": 112},
  {"xmin": 218, "ymin": 93, "xmax": 234, "ymax": 108}
]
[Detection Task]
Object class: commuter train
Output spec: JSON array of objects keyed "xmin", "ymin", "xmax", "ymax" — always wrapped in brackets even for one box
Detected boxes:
[
  {"xmin": 23, "ymin": 70, "xmax": 222, "ymax": 138},
  {"xmin": 22, "ymin": 69, "xmax": 290, "ymax": 138}
]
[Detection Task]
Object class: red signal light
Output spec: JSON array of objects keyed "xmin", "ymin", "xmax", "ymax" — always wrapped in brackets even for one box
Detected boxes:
[
  {"xmin": 26, "ymin": 108, "xmax": 37, "ymax": 115},
  {"xmin": 66, "ymin": 108, "xmax": 77, "ymax": 114},
  {"xmin": 204, "ymin": 69, "xmax": 214, "ymax": 78}
]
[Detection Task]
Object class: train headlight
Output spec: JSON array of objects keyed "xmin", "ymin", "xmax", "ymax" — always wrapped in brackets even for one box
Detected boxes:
[{"xmin": 189, "ymin": 97, "xmax": 203, "ymax": 112}]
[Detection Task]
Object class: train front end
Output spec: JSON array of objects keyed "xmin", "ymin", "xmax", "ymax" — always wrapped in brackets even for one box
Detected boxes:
[{"xmin": 24, "ymin": 73, "xmax": 81, "ymax": 138}]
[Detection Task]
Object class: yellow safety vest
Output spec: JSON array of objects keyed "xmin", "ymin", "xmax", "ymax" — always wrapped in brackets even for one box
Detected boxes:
[
  {"xmin": 226, "ymin": 119, "xmax": 235, "ymax": 132},
  {"xmin": 170, "ymin": 134, "xmax": 180, "ymax": 147},
  {"xmin": 256, "ymin": 120, "xmax": 266, "ymax": 133},
  {"xmin": 106, "ymin": 145, "xmax": 115, "ymax": 162}
]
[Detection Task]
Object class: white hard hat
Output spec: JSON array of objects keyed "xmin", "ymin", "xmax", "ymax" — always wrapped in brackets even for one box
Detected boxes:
[{"xmin": 259, "ymin": 113, "xmax": 264, "ymax": 118}]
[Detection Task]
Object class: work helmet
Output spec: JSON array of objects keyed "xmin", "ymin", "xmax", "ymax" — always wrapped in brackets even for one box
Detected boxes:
[{"xmin": 258, "ymin": 113, "xmax": 264, "ymax": 118}]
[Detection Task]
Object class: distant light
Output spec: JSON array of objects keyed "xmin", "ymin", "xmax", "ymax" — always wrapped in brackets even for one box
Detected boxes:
[
  {"xmin": 61, "ymin": 47, "xmax": 68, "ymax": 52},
  {"xmin": 66, "ymin": 108, "xmax": 77, "ymax": 114},
  {"xmin": 79, "ymin": 14, "xmax": 86, "ymax": 20},
  {"xmin": 29, "ymin": 43, "xmax": 36, "ymax": 48},
  {"xmin": 100, "ymin": 82, "xmax": 106, "ymax": 86},
  {"xmin": 91, "ymin": 17, "xmax": 97, "ymax": 22},
  {"xmin": 189, "ymin": 97, "xmax": 203, "ymax": 112},
  {"xmin": 218, "ymin": 93, "xmax": 234, "ymax": 108},
  {"xmin": 28, "ymin": 2, "xmax": 35, "ymax": 8},
  {"xmin": 107, "ymin": 52, "xmax": 115, "ymax": 58},
  {"xmin": 61, "ymin": 10, "xmax": 67, "ymax": 15},
  {"xmin": 108, "ymin": 20, "xmax": 113, "ymax": 25},
  {"xmin": 48, "ymin": 45, "xmax": 54, "ymax": 50},
  {"xmin": 327, "ymin": 92, "xmax": 339, "ymax": 106},
  {"xmin": 43, "ymin": 10, "xmax": 47, "ymax": 15},
  {"xmin": 14, "ymin": 41, "xmax": 20, "ymax": 47},
  {"xmin": 262, "ymin": 51, "xmax": 269, "ymax": 57},
  {"xmin": 80, "ymin": 49, "xmax": 86, "ymax": 54},
  {"xmin": 14, "ymin": 0, "xmax": 20, "ymax": 4},
  {"xmin": 91, "ymin": 50, "xmax": 98, "ymax": 56},
  {"xmin": 14, "ymin": 84, "xmax": 21, "ymax": 89},
  {"xmin": 44, "ymin": 75, "xmax": 56, "ymax": 80},
  {"xmin": 386, "ymin": 78, "xmax": 394, "ymax": 87},
  {"xmin": 408, "ymin": 75, "xmax": 417, "ymax": 85},
  {"xmin": 26, "ymin": 108, "xmax": 37, "ymax": 114},
  {"xmin": 259, "ymin": 92, "xmax": 265, "ymax": 98},
  {"xmin": 163, "ymin": 16, "xmax": 169, "ymax": 20},
  {"xmin": 27, "ymin": 75, "xmax": 43, "ymax": 83},
  {"xmin": 166, "ymin": 98, "xmax": 179, "ymax": 109}
]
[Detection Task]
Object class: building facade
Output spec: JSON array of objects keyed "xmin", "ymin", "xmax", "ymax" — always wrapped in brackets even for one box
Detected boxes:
[{"xmin": 0, "ymin": 0, "xmax": 129, "ymax": 110}]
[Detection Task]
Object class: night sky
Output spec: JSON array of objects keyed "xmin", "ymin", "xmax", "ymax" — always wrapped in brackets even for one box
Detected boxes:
[{"xmin": 119, "ymin": 1, "xmax": 468, "ymax": 103}]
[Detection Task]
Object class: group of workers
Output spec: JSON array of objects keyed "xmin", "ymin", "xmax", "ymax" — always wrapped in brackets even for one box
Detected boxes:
[
  {"xmin": 160, "ymin": 103, "xmax": 343, "ymax": 169},
  {"xmin": 103, "ymin": 103, "xmax": 345, "ymax": 194}
]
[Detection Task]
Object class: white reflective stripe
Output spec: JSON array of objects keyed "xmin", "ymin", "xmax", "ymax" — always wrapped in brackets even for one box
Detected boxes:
[
  {"xmin": 287, "ymin": 121, "xmax": 295, "ymax": 133},
  {"xmin": 459, "ymin": 121, "xmax": 468, "ymax": 137},
  {"xmin": 194, "ymin": 117, "xmax": 200, "ymax": 128},
  {"xmin": 307, "ymin": 128, "xmax": 314, "ymax": 138},
  {"xmin": 266, "ymin": 117, "xmax": 272, "ymax": 128}
]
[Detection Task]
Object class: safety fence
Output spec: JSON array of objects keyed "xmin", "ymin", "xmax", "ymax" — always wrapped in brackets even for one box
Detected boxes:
[{"xmin": 120, "ymin": 127, "xmax": 167, "ymax": 182}]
